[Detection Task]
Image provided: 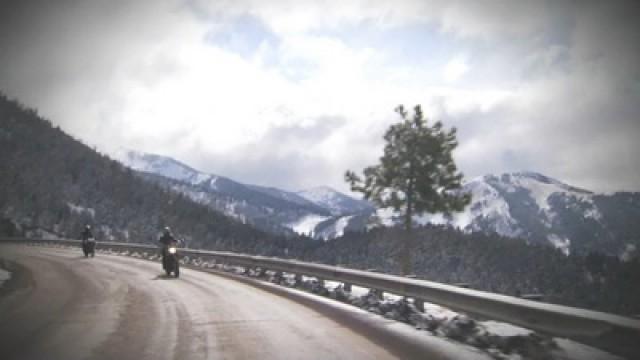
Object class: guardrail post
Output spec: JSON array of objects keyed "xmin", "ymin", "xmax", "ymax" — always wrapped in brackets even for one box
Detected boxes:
[
  {"xmin": 373, "ymin": 288, "xmax": 384, "ymax": 299},
  {"xmin": 273, "ymin": 271, "xmax": 283, "ymax": 283},
  {"xmin": 413, "ymin": 298, "xmax": 425, "ymax": 312},
  {"xmin": 367, "ymin": 269, "xmax": 384, "ymax": 299}
]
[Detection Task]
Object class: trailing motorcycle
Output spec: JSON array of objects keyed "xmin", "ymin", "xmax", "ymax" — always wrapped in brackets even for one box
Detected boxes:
[
  {"xmin": 162, "ymin": 240, "xmax": 180, "ymax": 277},
  {"xmin": 82, "ymin": 237, "xmax": 96, "ymax": 258}
]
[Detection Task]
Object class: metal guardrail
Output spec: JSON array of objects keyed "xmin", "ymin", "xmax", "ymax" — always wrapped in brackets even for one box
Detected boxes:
[{"xmin": 2, "ymin": 237, "xmax": 639, "ymax": 358}]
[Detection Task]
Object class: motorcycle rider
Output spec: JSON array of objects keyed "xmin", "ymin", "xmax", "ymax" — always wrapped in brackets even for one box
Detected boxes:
[
  {"xmin": 159, "ymin": 226, "xmax": 176, "ymax": 247},
  {"xmin": 159, "ymin": 227, "xmax": 177, "ymax": 264},
  {"xmin": 80, "ymin": 225, "xmax": 95, "ymax": 257},
  {"xmin": 81, "ymin": 224, "xmax": 93, "ymax": 243},
  {"xmin": 159, "ymin": 226, "xmax": 182, "ymax": 277}
]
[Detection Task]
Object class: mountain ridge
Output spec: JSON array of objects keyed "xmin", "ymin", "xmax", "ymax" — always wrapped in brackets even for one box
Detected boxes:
[
  {"xmin": 112, "ymin": 150, "xmax": 640, "ymax": 256},
  {"xmin": 404, "ymin": 171, "xmax": 639, "ymax": 256},
  {"xmin": 0, "ymin": 95, "xmax": 302, "ymax": 255},
  {"xmin": 112, "ymin": 149, "xmax": 374, "ymax": 238}
]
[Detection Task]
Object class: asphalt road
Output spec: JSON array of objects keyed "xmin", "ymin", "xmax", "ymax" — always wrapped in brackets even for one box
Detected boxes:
[{"xmin": 0, "ymin": 244, "xmax": 489, "ymax": 360}]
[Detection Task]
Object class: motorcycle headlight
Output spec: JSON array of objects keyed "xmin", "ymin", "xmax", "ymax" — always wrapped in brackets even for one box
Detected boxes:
[{"xmin": 168, "ymin": 247, "xmax": 177, "ymax": 254}]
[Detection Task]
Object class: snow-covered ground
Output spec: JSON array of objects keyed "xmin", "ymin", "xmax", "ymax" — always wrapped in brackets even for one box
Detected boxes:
[
  {"xmin": 25, "ymin": 228, "xmax": 61, "ymax": 240},
  {"xmin": 297, "ymin": 186, "xmax": 373, "ymax": 216},
  {"xmin": 286, "ymin": 214, "xmax": 330, "ymax": 236},
  {"xmin": 0, "ymin": 268, "xmax": 11, "ymax": 288},
  {"xmin": 291, "ymin": 278, "xmax": 622, "ymax": 360},
  {"xmin": 113, "ymin": 148, "xmax": 209, "ymax": 185},
  {"xmin": 67, "ymin": 202, "xmax": 96, "ymax": 218},
  {"xmin": 330, "ymin": 215, "xmax": 354, "ymax": 238},
  {"xmin": 553, "ymin": 338, "xmax": 623, "ymax": 360},
  {"xmin": 297, "ymin": 186, "xmax": 346, "ymax": 215},
  {"xmin": 548, "ymin": 234, "xmax": 572, "ymax": 256}
]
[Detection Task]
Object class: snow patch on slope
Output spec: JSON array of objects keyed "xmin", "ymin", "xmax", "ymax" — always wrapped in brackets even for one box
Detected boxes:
[
  {"xmin": 332, "ymin": 215, "xmax": 354, "ymax": 238},
  {"xmin": 463, "ymin": 177, "xmax": 521, "ymax": 236},
  {"xmin": 67, "ymin": 202, "xmax": 95, "ymax": 218},
  {"xmin": 297, "ymin": 186, "xmax": 372, "ymax": 216},
  {"xmin": 0, "ymin": 269, "xmax": 11, "ymax": 289},
  {"xmin": 382, "ymin": 176, "xmax": 520, "ymax": 236},
  {"xmin": 548, "ymin": 234, "xmax": 571, "ymax": 255},
  {"xmin": 113, "ymin": 148, "xmax": 209, "ymax": 185},
  {"xmin": 286, "ymin": 214, "xmax": 330, "ymax": 236}
]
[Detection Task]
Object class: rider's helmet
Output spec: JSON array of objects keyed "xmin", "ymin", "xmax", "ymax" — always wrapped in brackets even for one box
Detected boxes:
[
  {"xmin": 163, "ymin": 226, "xmax": 171, "ymax": 235},
  {"xmin": 85, "ymin": 225, "xmax": 91, "ymax": 230}
]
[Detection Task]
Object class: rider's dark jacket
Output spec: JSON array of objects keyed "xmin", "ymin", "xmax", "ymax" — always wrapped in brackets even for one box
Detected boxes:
[
  {"xmin": 81, "ymin": 228, "xmax": 93, "ymax": 242},
  {"xmin": 159, "ymin": 232, "xmax": 176, "ymax": 246}
]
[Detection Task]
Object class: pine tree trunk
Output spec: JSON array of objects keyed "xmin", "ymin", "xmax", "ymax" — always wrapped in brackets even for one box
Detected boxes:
[
  {"xmin": 401, "ymin": 211, "xmax": 412, "ymax": 275},
  {"xmin": 401, "ymin": 173, "xmax": 414, "ymax": 276}
]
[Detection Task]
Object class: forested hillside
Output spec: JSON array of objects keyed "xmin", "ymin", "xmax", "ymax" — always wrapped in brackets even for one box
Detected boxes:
[
  {"xmin": 306, "ymin": 226, "xmax": 640, "ymax": 315},
  {"xmin": 0, "ymin": 94, "xmax": 312, "ymax": 255}
]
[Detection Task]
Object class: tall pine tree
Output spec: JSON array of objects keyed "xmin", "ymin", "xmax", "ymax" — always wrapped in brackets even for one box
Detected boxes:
[{"xmin": 346, "ymin": 104, "xmax": 471, "ymax": 275}]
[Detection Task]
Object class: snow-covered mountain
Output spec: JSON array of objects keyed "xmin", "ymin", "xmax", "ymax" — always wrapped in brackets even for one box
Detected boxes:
[
  {"xmin": 297, "ymin": 186, "xmax": 374, "ymax": 216},
  {"xmin": 372, "ymin": 171, "xmax": 640, "ymax": 256},
  {"xmin": 287, "ymin": 186, "xmax": 374, "ymax": 240},
  {"xmin": 113, "ymin": 150, "xmax": 639, "ymax": 254},
  {"xmin": 112, "ymin": 149, "xmax": 372, "ymax": 239},
  {"xmin": 113, "ymin": 149, "xmax": 211, "ymax": 185}
]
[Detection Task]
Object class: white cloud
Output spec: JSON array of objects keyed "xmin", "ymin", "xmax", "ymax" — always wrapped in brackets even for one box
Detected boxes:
[
  {"xmin": 443, "ymin": 55, "xmax": 470, "ymax": 83},
  {"xmin": 0, "ymin": 0, "xmax": 638, "ymax": 193}
]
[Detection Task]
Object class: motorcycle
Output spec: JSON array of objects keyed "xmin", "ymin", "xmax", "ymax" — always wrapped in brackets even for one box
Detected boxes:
[
  {"xmin": 162, "ymin": 240, "xmax": 180, "ymax": 278},
  {"xmin": 82, "ymin": 237, "xmax": 96, "ymax": 258}
]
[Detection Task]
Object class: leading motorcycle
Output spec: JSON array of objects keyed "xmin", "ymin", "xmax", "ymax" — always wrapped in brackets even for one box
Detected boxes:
[
  {"xmin": 162, "ymin": 239, "xmax": 180, "ymax": 277},
  {"xmin": 82, "ymin": 237, "xmax": 96, "ymax": 257}
]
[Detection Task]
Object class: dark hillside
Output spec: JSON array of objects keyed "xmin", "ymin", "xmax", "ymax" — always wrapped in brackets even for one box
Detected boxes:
[
  {"xmin": 0, "ymin": 94, "xmax": 311, "ymax": 255},
  {"xmin": 308, "ymin": 226, "xmax": 640, "ymax": 315}
]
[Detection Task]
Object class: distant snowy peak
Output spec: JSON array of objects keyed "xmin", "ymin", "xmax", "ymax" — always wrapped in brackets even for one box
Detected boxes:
[
  {"xmin": 372, "ymin": 171, "xmax": 632, "ymax": 254},
  {"xmin": 476, "ymin": 172, "xmax": 592, "ymax": 195},
  {"xmin": 248, "ymin": 185, "xmax": 322, "ymax": 209},
  {"xmin": 457, "ymin": 172, "xmax": 605, "ymax": 252},
  {"xmin": 470, "ymin": 172, "xmax": 594, "ymax": 213},
  {"xmin": 297, "ymin": 186, "xmax": 340, "ymax": 204},
  {"xmin": 297, "ymin": 186, "xmax": 374, "ymax": 216},
  {"xmin": 113, "ymin": 149, "xmax": 213, "ymax": 186},
  {"xmin": 112, "ymin": 149, "xmax": 337, "ymax": 237}
]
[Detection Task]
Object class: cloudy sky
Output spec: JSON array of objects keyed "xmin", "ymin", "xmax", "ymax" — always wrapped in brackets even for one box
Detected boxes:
[{"xmin": 1, "ymin": 0, "xmax": 639, "ymax": 194}]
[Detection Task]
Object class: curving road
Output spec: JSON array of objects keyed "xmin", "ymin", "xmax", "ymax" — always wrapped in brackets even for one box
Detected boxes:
[{"xmin": 0, "ymin": 245, "xmax": 489, "ymax": 360}]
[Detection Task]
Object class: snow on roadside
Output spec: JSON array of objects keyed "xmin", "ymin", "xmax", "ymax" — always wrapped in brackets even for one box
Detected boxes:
[
  {"xmin": 553, "ymin": 338, "xmax": 623, "ymax": 360},
  {"xmin": 277, "ymin": 275, "xmax": 622, "ymax": 360},
  {"xmin": 481, "ymin": 321, "xmax": 533, "ymax": 337},
  {"xmin": 25, "ymin": 228, "xmax": 61, "ymax": 239},
  {"xmin": 85, "ymin": 246, "xmax": 625, "ymax": 360}
]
